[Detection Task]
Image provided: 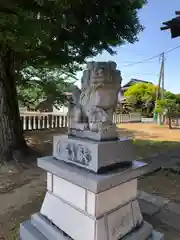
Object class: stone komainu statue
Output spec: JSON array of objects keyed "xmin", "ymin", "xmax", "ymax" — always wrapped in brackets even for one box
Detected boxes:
[{"xmin": 69, "ymin": 61, "xmax": 122, "ymax": 135}]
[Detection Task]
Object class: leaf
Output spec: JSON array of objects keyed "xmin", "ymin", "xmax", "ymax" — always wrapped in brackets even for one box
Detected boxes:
[
  {"xmin": 18, "ymin": 67, "xmax": 75, "ymax": 109},
  {"xmin": 0, "ymin": 0, "xmax": 146, "ymax": 69}
]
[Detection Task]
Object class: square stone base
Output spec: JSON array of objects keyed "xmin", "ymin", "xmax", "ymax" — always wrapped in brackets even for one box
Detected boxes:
[
  {"xmin": 20, "ymin": 157, "xmax": 164, "ymax": 240},
  {"xmin": 38, "ymin": 156, "xmax": 148, "ymax": 194},
  {"xmin": 46, "ymin": 171, "xmax": 138, "ymax": 218},
  {"xmin": 68, "ymin": 123, "xmax": 118, "ymax": 141},
  {"xmin": 20, "ymin": 214, "xmax": 164, "ymax": 240},
  {"xmin": 40, "ymin": 191, "xmax": 143, "ymax": 240},
  {"xmin": 53, "ymin": 134, "xmax": 134, "ymax": 173}
]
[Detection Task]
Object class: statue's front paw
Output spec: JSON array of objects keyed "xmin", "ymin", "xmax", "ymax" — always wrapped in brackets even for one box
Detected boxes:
[{"xmin": 89, "ymin": 123, "xmax": 99, "ymax": 132}]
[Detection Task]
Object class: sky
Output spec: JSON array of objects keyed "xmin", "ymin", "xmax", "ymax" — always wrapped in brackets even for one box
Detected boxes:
[{"xmin": 76, "ymin": 0, "xmax": 180, "ymax": 93}]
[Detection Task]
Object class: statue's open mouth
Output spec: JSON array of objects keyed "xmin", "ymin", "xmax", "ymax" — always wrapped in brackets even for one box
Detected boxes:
[{"xmin": 92, "ymin": 76, "xmax": 105, "ymax": 82}]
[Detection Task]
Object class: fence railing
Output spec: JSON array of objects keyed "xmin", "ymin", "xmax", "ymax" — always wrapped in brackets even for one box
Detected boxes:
[
  {"xmin": 20, "ymin": 112, "xmax": 68, "ymax": 131},
  {"xmin": 113, "ymin": 112, "xmax": 141, "ymax": 124},
  {"xmin": 164, "ymin": 117, "xmax": 180, "ymax": 128},
  {"xmin": 20, "ymin": 112, "xmax": 141, "ymax": 131}
]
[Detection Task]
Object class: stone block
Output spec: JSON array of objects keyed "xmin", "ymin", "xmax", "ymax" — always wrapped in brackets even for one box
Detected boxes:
[
  {"xmin": 21, "ymin": 215, "xmax": 163, "ymax": 240},
  {"xmin": 123, "ymin": 221, "xmax": 153, "ymax": 240},
  {"xmin": 154, "ymin": 208, "xmax": 180, "ymax": 232},
  {"xmin": 166, "ymin": 202, "xmax": 180, "ymax": 215},
  {"xmin": 138, "ymin": 199, "xmax": 159, "ymax": 216},
  {"xmin": 68, "ymin": 126, "xmax": 118, "ymax": 141},
  {"xmin": 107, "ymin": 203, "xmax": 135, "ymax": 240},
  {"xmin": 53, "ymin": 134, "xmax": 134, "ymax": 173},
  {"xmin": 138, "ymin": 191, "xmax": 169, "ymax": 208},
  {"xmin": 29, "ymin": 213, "xmax": 163, "ymax": 240},
  {"xmin": 40, "ymin": 192, "xmax": 143, "ymax": 240},
  {"xmin": 86, "ymin": 179, "xmax": 137, "ymax": 217},
  {"xmin": 47, "ymin": 173, "xmax": 53, "ymax": 192},
  {"xmin": 40, "ymin": 192, "xmax": 95, "ymax": 240},
  {"xmin": 53, "ymin": 175, "xmax": 86, "ymax": 211},
  {"xmin": 38, "ymin": 156, "xmax": 147, "ymax": 194},
  {"xmin": 49, "ymin": 173, "xmax": 137, "ymax": 217},
  {"xmin": 149, "ymin": 231, "xmax": 164, "ymax": 240},
  {"xmin": 131, "ymin": 200, "xmax": 143, "ymax": 225},
  {"xmin": 20, "ymin": 220, "xmax": 47, "ymax": 240},
  {"xmin": 31, "ymin": 213, "xmax": 72, "ymax": 240}
]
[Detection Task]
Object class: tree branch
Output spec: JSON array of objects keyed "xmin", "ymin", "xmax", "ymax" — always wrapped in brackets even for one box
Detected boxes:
[{"xmin": 0, "ymin": 7, "xmax": 18, "ymax": 16}]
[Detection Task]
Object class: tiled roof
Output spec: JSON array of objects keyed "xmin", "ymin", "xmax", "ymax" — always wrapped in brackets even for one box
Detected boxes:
[{"xmin": 122, "ymin": 79, "xmax": 152, "ymax": 89}]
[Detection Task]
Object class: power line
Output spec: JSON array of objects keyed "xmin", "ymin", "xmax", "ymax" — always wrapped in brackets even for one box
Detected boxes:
[
  {"xmin": 165, "ymin": 45, "xmax": 180, "ymax": 54},
  {"xmin": 121, "ymin": 45, "xmax": 180, "ymax": 68},
  {"xmin": 122, "ymin": 71, "xmax": 159, "ymax": 76},
  {"xmin": 121, "ymin": 59, "xmax": 160, "ymax": 64},
  {"xmin": 122, "ymin": 54, "xmax": 160, "ymax": 67}
]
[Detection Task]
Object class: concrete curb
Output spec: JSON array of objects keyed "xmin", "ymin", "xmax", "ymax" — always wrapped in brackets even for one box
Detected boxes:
[{"xmin": 138, "ymin": 191, "xmax": 180, "ymax": 232}]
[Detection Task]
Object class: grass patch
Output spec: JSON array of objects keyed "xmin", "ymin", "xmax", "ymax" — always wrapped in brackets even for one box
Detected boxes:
[
  {"xmin": 139, "ymin": 169, "xmax": 180, "ymax": 203},
  {"xmin": 134, "ymin": 139, "xmax": 180, "ymax": 160},
  {"xmin": 0, "ymin": 192, "xmax": 45, "ymax": 240}
]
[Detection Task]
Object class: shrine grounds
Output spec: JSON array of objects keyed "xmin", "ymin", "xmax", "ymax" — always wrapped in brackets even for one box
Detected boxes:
[{"xmin": 1, "ymin": 123, "xmax": 180, "ymax": 239}]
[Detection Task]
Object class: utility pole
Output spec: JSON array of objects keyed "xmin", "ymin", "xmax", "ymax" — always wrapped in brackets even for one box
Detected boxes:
[
  {"xmin": 160, "ymin": 52, "xmax": 165, "ymax": 125},
  {"xmin": 156, "ymin": 53, "xmax": 163, "ymax": 101},
  {"xmin": 161, "ymin": 52, "xmax": 165, "ymax": 100},
  {"xmin": 154, "ymin": 52, "xmax": 165, "ymax": 124}
]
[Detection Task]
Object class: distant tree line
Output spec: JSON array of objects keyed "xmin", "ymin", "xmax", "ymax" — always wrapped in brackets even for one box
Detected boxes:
[{"xmin": 124, "ymin": 82, "xmax": 180, "ymax": 126}]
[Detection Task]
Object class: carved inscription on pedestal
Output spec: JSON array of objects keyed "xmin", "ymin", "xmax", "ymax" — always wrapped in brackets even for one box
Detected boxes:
[
  {"xmin": 107, "ymin": 203, "xmax": 134, "ymax": 240},
  {"xmin": 56, "ymin": 140, "xmax": 92, "ymax": 166}
]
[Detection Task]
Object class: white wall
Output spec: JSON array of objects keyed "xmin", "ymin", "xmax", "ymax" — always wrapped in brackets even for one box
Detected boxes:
[{"xmin": 53, "ymin": 105, "xmax": 68, "ymax": 114}]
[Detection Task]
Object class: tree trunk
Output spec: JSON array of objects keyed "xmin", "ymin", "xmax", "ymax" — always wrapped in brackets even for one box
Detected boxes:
[
  {"xmin": 0, "ymin": 47, "xmax": 26, "ymax": 162},
  {"xmin": 168, "ymin": 116, "xmax": 172, "ymax": 129}
]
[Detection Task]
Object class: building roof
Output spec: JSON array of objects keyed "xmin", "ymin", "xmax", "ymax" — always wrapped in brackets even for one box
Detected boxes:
[{"xmin": 121, "ymin": 78, "xmax": 152, "ymax": 90}]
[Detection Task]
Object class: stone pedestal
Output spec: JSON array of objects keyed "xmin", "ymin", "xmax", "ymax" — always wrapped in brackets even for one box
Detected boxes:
[
  {"xmin": 20, "ymin": 153, "xmax": 164, "ymax": 240},
  {"xmin": 53, "ymin": 135, "xmax": 134, "ymax": 173},
  {"xmin": 20, "ymin": 61, "xmax": 164, "ymax": 239}
]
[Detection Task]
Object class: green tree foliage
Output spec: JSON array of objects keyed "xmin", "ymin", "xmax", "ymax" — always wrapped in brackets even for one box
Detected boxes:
[
  {"xmin": 155, "ymin": 99, "xmax": 179, "ymax": 116},
  {"xmin": 124, "ymin": 82, "xmax": 158, "ymax": 116},
  {"xmin": 125, "ymin": 82, "xmax": 180, "ymax": 121},
  {"xmin": 0, "ymin": 0, "xmax": 146, "ymax": 69},
  {"xmin": 0, "ymin": 0, "xmax": 146, "ymax": 161},
  {"xmin": 155, "ymin": 91, "xmax": 180, "ymax": 128},
  {"xmin": 175, "ymin": 94, "xmax": 180, "ymax": 104},
  {"xmin": 155, "ymin": 99, "xmax": 180, "ymax": 129},
  {"xmin": 17, "ymin": 67, "xmax": 75, "ymax": 110},
  {"xmin": 164, "ymin": 91, "xmax": 177, "ymax": 100}
]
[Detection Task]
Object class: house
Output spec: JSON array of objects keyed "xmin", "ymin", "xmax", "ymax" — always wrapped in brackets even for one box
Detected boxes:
[
  {"xmin": 120, "ymin": 78, "xmax": 152, "ymax": 96},
  {"xmin": 116, "ymin": 78, "xmax": 153, "ymax": 113},
  {"xmin": 118, "ymin": 78, "xmax": 152, "ymax": 104}
]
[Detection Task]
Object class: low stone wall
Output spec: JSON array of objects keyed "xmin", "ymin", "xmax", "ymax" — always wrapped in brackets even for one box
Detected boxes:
[{"xmin": 138, "ymin": 191, "xmax": 180, "ymax": 232}]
